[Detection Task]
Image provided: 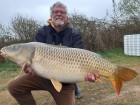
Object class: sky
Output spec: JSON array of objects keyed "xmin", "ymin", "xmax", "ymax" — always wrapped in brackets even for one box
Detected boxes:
[{"xmin": 0, "ymin": 0, "xmax": 120, "ymax": 26}]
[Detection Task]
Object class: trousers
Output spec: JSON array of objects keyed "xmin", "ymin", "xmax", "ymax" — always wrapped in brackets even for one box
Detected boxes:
[{"xmin": 7, "ymin": 74, "xmax": 75, "ymax": 105}]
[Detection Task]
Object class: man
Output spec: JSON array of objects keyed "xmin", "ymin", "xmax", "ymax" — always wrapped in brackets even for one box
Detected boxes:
[{"xmin": 7, "ymin": 2, "xmax": 99, "ymax": 105}]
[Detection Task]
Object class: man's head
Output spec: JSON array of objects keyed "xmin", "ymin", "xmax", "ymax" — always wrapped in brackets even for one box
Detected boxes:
[{"xmin": 50, "ymin": 2, "xmax": 68, "ymax": 27}]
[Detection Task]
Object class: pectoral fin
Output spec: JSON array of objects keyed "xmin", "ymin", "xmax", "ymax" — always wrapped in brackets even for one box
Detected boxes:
[
  {"xmin": 15, "ymin": 61, "xmax": 28, "ymax": 79},
  {"xmin": 15, "ymin": 60, "xmax": 32, "ymax": 79},
  {"xmin": 51, "ymin": 79, "xmax": 62, "ymax": 92}
]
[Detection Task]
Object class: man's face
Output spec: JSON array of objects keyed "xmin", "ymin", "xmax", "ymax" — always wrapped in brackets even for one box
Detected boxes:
[{"xmin": 51, "ymin": 5, "xmax": 68, "ymax": 27}]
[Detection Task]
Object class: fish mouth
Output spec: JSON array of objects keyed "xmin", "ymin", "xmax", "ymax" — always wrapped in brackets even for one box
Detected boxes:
[
  {"xmin": 0, "ymin": 50, "xmax": 7, "ymax": 57},
  {"xmin": 0, "ymin": 50, "xmax": 7, "ymax": 63}
]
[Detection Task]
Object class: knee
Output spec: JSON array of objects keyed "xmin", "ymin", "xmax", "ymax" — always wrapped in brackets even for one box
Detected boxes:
[{"xmin": 7, "ymin": 79, "xmax": 18, "ymax": 95}]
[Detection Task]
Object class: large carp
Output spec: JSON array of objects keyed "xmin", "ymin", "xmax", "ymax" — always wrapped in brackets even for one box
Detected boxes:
[{"xmin": 0, "ymin": 42, "xmax": 137, "ymax": 95}]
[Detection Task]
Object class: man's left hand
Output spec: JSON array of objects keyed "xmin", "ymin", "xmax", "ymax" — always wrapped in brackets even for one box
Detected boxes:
[{"xmin": 85, "ymin": 73, "xmax": 100, "ymax": 82}]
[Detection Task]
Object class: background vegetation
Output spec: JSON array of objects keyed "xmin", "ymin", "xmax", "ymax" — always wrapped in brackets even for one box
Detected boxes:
[{"xmin": 0, "ymin": 0, "xmax": 140, "ymax": 51}]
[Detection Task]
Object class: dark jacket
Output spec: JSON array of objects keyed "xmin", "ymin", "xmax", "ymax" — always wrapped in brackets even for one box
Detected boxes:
[
  {"xmin": 34, "ymin": 25, "xmax": 84, "ymax": 88},
  {"xmin": 34, "ymin": 25, "xmax": 84, "ymax": 49}
]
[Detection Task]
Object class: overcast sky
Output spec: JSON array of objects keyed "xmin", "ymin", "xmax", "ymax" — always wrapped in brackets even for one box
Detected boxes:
[{"xmin": 0, "ymin": 0, "xmax": 120, "ymax": 25}]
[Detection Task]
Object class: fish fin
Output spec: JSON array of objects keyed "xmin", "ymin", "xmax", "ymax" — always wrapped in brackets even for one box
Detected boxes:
[
  {"xmin": 15, "ymin": 61, "xmax": 27, "ymax": 79},
  {"xmin": 117, "ymin": 66, "xmax": 138, "ymax": 82},
  {"xmin": 21, "ymin": 61, "xmax": 27, "ymax": 70},
  {"xmin": 15, "ymin": 60, "xmax": 31, "ymax": 79},
  {"xmin": 109, "ymin": 77, "xmax": 123, "ymax": 96},
  {"xmin": 97, "ymin": 78, "xmax": 103, "ymax": 83},
  {"xmin": 110, "ymin": 66, "xmax": 138, "ymax": 95},
  {"xmin": 51, "ymin": 79, "xmax": 62, "ymax": 92}
]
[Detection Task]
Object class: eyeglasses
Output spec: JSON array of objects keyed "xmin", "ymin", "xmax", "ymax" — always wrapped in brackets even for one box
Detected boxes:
[{"xmin": 52, "ymin": 10, "xmax": 66, "ymax": 14}]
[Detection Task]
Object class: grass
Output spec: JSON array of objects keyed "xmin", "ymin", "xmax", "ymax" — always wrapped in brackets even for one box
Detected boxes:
[
  {"xmin": 98, "ymin": 48, "xmax": 140, "ymax": 66},
  {"xmin": 0, "ymin": 48, "xmax": 140, "ymax": 105},
  {"xmin": 0, "ymin": 60, "xmax": 19, "ymax": 71}
]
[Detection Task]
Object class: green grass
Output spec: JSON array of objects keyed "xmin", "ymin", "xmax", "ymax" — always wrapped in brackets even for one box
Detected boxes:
[
  {"xmin": 97, "ymin": 48, "xmax": 140, "ymax": 66},
  {"xmin": 0, "ymin": 60, "xmax": 19, "ymax": 71}
]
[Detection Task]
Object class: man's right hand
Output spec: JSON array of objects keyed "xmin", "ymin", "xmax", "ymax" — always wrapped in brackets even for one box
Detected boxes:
[
  {"xmin": 24, "ymin": 66, "xmax": 35, "ymax": 76},
  {"xmin": 85, "ymin": 73, "xmax": 100, "ymax": 82}
]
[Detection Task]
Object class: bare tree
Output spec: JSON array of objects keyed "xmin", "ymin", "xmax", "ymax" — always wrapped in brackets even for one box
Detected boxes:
[
  {"xmin": 69, "ymin": 13, "xmax": 122, "ymax": 51},
  {"xmin": 0, "ymin": 24, "xmax": 14, "ymax": 48},
  {"xmin": 118, "ymin": 0, "xmax": 140, "ymax": 18},
  {"xmin": 11, "ymin": 14, "xmax": 41, "ymax": 42}
]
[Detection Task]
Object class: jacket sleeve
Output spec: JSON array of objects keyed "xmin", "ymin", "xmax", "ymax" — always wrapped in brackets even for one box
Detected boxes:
[
  {"xmin": 72, "ymin": 29, "xmax": 84, "ymax": 49},
  {"xmin": 33, "ymin": 26, "xmax": 47, "ymax": 43}
]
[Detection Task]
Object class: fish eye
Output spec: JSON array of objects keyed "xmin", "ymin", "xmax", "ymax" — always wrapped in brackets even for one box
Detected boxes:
[{"xmin": 11, "ymin": 45, "xmax": 18, "ymax": 49}]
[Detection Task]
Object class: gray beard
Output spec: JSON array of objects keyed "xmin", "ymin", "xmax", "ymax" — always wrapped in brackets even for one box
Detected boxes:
[{"xmin": 53, "ymin": 20, "xmax": 64, "ymax": 26}]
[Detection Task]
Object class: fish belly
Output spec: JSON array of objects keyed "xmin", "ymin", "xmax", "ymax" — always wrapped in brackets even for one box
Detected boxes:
[{"xmin": 32, "ymin": 61, "xmax": 87, "ymax": 83}]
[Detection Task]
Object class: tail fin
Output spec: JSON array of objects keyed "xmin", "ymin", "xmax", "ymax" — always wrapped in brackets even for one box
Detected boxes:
[{"xmin": 109, "ymin": 66, "xmax": 138, "ymax": 95}]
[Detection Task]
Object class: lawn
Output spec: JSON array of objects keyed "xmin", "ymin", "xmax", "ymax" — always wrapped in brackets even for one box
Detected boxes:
[{"xmin": 0, "ymin": 49, "xmax": 140, "ymax": 105}]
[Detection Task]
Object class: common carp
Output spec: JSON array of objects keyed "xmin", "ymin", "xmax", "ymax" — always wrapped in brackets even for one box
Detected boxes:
[{"xmin": 0, "ymin": 42, "xmax": 137, "ymax": 95}]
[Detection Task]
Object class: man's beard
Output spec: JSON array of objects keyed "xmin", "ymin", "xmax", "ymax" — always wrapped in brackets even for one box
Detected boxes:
[
  {"xmin": 52, "ymin": 16, "xmax": 65, "ymax": 26},
  {"xmin": 53, "ymin": 20, "xmax": 65, "ymax": 26}
]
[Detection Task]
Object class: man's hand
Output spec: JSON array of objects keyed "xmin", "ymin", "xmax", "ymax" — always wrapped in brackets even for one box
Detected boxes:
[
  {"xmin": 85, "ymin": 73, "xmax": 100, "ymax": 82},
  {"xmin": 24, "ymin": 66, "xmax": 35, "ymax": 76}
]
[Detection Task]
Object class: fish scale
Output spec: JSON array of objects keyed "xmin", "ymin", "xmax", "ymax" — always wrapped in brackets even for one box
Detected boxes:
[
  {"xmin": 0, "ymin": 42, "xmax": 137, "ymax": 95},
  {"xmin": 32, "ymin": 43, "xmax": 120, "ymax": 81}
]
